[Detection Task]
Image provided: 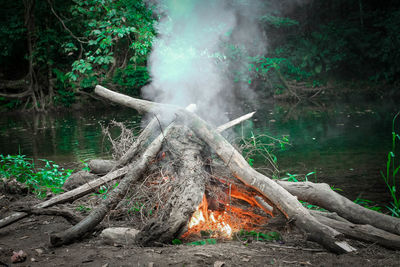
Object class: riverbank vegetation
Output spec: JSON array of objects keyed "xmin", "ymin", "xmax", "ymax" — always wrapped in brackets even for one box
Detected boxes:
[
  {"xmin": 0, "ymin": 0, "xmax": 399, "ymax": 111},
  {"xmin": 0, "ymin": 154, "xmax": 73, "ymax": 198}
]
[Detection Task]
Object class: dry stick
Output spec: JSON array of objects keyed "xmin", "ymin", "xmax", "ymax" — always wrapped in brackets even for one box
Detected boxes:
[
  {"xmin": 277, "ymin": 181, "xmax": 400, "ymax": 236},
  {"xmin": 94, "ymin": 85, "xmax": 355, "ymax": 253},
  {"xmin": 216, "ymin": 112, "xmax": 255, "ymax": 132},
  {"xmin": 116, "ymin": 118, "xmax": 159, "ymax": 169},
  {"xmin": 254, "ymin": 195, "xmax": 274, "ymax": 214}
]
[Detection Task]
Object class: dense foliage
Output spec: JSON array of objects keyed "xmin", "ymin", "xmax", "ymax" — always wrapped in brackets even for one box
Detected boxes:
[
  {"xmin": 0, "ymin": 0, "xmax": 154, "ymax": 111},
  {"xmin": 0, "ymin": 0, "xmax": 399, "ymax": 110}
]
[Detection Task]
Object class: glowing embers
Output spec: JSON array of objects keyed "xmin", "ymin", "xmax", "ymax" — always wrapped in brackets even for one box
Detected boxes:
[{"xmin": 184, "ymin": 194, "xmax": 269, "ymax": 239}]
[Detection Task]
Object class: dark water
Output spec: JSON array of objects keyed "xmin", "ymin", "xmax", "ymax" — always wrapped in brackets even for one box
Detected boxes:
[
  {"xmin": 0, "ymin": 107, "xmax": 141, "ymax": 165},
  {"xmin": 0, "ymin": 99, "xmax": 399, "ymax": 204}
]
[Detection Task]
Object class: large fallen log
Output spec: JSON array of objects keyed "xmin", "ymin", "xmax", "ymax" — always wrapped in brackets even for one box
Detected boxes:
[
  {"xmin": 310, "ymin": 210, "xmax": 400, "ymax": 250},
  {"xmin": 278, "ymin": 181, "xmax": 400, "ymax": 236},
  {"xmin": 94, "ymin": 85, "xmax": 356, "ymax": 253}
]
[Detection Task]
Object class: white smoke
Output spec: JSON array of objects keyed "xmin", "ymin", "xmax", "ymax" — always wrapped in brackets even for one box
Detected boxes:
[{"xmin": 142, "ymin": 0, "xmax": 299, "ymax": 125}]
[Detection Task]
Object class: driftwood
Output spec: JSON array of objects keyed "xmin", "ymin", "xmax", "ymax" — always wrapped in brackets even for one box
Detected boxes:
[
  {"xmin": 62, "ymin": 171, "xmax": 99, "ymax": 190},
  {"xmin": 13, "ymin": 207, "xmax": 83, "ymax": 225},
  {"xmin": 88, "ymin": 160, "xmax": 116, "ymax": 174},
  {"xmin": 2, "ymin": 84, "xmax": 399, "ymax": 253},
  {"xmin": 93, "ymin": 85, "xmax": 400, "ymax": 253}
]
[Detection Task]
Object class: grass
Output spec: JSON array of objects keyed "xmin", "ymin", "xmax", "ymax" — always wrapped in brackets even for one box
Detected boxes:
[{"xmin": 380, "ymin": 111, "xmax": 400, "ymax": 217}]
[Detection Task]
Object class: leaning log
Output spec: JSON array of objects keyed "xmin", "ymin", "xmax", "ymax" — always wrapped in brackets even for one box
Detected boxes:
[{"xmin": 94, "ymin": 85, "xmax": 355, "ymax": 253}]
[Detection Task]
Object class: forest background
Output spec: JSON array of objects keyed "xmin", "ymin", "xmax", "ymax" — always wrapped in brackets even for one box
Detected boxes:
[{"xmin": 0, "ymin": 0, "xmax": 399, "ymax": 111}]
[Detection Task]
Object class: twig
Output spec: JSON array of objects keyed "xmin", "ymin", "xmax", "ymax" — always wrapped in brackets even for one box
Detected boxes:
[
  {"xmin": 263, "ymin": 243, "xmax": 325, "ymax": 252},
  {"xmin": 47, "ymin": 0, "xmax": 88, "ymax": 44},
  {"xmin": 13, "ymin": 207, "xmax": 83, "ymax": 225}
]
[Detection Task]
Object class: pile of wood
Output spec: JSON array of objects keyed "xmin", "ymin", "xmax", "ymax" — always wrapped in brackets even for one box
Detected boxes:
[{"xmin": 1, "ymin": 85, "xmax": 400, "ymax": 254}]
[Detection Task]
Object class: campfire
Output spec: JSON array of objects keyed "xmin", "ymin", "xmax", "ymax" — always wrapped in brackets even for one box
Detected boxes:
[
  {"xmin": 183, "ymin": 193, "xmax": 270, "ymax": 239},
  {"xmin": 2, "ymin": 85, "xmax": 400, "ymax": 255},
  {"xmin": 123, "ymin": 130, "xmax": 273, "ymax": 242}
]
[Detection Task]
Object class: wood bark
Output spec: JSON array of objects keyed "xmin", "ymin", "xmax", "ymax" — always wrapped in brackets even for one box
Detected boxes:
[
  {"xmin": 88, "ymin": 159, "xmax": 116, "ymax": 174},
  {"xmin": 62, "ymin": 170, "xmax": 98, "ymax": 190},
  {"xmin": 94, "ymin": 85, "xmax": 356, "ymax": 253}
]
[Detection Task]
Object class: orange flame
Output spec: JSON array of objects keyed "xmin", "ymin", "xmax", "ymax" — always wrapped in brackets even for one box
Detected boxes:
[{"xmin": 183, "ymin": 193, "xmax": 269, "ymax": 239}]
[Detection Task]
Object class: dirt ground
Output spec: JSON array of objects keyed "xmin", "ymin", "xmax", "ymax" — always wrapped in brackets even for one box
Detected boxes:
[{"xmin": 1, "ymin": 192, "xmax": 400, "ymax": 267}]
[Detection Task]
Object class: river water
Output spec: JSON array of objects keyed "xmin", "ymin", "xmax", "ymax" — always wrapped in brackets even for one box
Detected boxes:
[{"xmin": 0, "ymin": 98, "xmax": 398, "ymax": 205}]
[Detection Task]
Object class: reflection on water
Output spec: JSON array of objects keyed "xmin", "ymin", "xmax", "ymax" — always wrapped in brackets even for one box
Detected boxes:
[
  {"xmin": 247, "ymin": 99, "xmax": 399, "ymax": 203},
  {"xmin": 0, "ymin": 107, "xmax": 140, "ymax": 166},
  {"xmin": 0, "ymin": 99, "xmax": 398, "ymax": 203}
]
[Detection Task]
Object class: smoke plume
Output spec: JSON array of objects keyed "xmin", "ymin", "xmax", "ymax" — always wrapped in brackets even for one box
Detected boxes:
[{"xmin": 142, "ymin": 0, "xmax": 297, "ymax": 125}]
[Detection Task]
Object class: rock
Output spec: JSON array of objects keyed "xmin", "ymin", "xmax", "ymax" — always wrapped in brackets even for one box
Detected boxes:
[
  {"xmin": 62, "ymin": 171, "xmax": 98, "ymax": 190},
  {"xmin": 35, "ymin": 248, "xmax": 44, "ymax": 255},
  {"xmin": 100, "ymin": 227, "xmax": 140, "ymax": 246},
  {"xmin": 88, "ymin": 159, "xmax": 116, "ymax": 174},
  {"xmin": 214, "ymin": 261, "xmax": 225, "ymax": 267}
]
